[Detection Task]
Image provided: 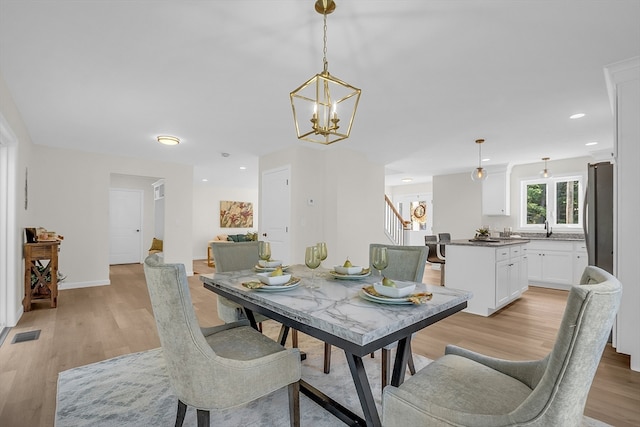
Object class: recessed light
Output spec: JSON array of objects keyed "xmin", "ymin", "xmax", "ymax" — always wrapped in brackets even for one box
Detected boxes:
[
  {"xmin": 401, "ymin": 178, "xmax": 413, "ymax": 183},
  {"xmin": 202, "ymin": 178, "xmax": 208, "ymax": 182},
  {"xmin": 239, "ymin": 166, "xmax": 247, "ymax": 170},
  {"xmin": 570, "ymin": 113, "xmax": 585, "ymax": 119},
  {"xmin": 482, "ymin": 158, "xmax": 490, "ymax": 162},
  {"xmin": 156, "ymin": 135, "xmax": 180, "ymax": 145},
  {"xmin": 585, "ymin": 141, "xmax": 598, "ymax": 146}
]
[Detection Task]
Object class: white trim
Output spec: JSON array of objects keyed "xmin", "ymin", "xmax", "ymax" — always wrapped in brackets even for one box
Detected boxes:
[
  {"xmin": 0, "ymin": 113, "xmax": 19, "ymax": 327},
  {"xmin": 59, "ymin": 279, "xmax": 111, "ymax": 290}
]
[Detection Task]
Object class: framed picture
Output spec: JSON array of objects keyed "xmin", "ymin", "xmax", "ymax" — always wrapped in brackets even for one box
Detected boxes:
[{"xmin": 220, "ymin": 201, "xmax": 253, "ymax": 228}]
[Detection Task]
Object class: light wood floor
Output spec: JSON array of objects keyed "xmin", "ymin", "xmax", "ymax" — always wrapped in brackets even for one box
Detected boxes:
[{"xmin": 0, "ymin": 261, "xmax": 638, "ymax": 427}]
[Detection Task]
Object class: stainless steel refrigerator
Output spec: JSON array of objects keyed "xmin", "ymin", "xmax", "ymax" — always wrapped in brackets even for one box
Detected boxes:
[{"xmin": 584, "ymin": 162, "xmax": 614, "ymax": 273}]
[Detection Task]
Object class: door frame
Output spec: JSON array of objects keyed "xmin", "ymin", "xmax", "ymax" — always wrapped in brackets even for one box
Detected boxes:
[{"xmin": 0, "ymin": 113, "xmax": 19, "ymax": 328}]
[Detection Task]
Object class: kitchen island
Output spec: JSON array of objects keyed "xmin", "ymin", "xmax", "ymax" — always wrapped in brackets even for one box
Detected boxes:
[{"xmin": 445, "ymin": 239, "xmax": 529, "ymax": 316}]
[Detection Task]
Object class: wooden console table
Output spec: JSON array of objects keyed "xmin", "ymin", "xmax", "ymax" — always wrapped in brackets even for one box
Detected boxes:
[{"xmin": 23, "ymin": 241, "xmax": 60, "ymax": 311}]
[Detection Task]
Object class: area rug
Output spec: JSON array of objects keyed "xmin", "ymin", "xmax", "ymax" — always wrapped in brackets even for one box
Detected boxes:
[{"xmin": 56, "ymin": 348, "xmax": 610, "ymax": 426}]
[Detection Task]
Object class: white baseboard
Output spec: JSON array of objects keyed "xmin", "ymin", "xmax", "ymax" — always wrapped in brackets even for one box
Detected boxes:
[
  {"xmin": 528, "ymin": 282, "xmax": 572, "ymax": 291},
  {"xmin": 59, "ymin": 279, "xmax": 111, "ymax": 290}
]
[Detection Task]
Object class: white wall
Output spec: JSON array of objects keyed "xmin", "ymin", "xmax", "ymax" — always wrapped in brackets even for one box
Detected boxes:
[
  {"xmin": 192, "ymin": 182, "xmax": 259, "ymax": 260},
  {"xmin": 433, "ymin": 172, "xmax": 482, "ymax": 240},
  {"xmin": 260, "ymin": 145, "xmax": 386, "ymax": 268},
  {"xmin": 29, "ymin": 145, "xmax": 194, "ymax": 289}
]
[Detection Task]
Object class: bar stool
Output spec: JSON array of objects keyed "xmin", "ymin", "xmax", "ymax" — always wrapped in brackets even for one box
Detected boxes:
[{"xmin": 425, "ymin": 235, "xmax": 445, "ymax": 286}]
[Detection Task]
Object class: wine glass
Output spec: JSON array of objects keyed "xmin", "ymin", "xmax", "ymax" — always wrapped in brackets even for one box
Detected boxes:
[
  {"xmin": 316, "ymin": 242, "xmax": 328, "ymax": 273},
  {"xmin": 305, "ymin": 246, "xmax": 321, "ymax": 288},
  {"xmin": 371, "ymin": 246, "xmax": 389, "ymax": 278},
  {"xmin": 258, "ymin": 241, "xmax": 271, "ymax": 263}
]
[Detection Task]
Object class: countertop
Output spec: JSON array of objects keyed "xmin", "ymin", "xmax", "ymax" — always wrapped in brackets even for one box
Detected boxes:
[{"xmin": 447, "ymin": 239, "xmax": 530, "ymax": 247}]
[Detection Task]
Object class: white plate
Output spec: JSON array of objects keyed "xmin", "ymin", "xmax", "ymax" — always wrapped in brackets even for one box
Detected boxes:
[
  {"xmin": 329, "ymin": 270, "xmax": 371, "ymax": 280},
  {"xmin": 243, "ymin": 278, "xmax": 301, "ymax": 292},
  {"xmin": 359, "ymin": 289, "xmax": 414, "ymax": 305},
  {"xmin": 254, "ymin": 265, "xmax": 290, "ymax": 272}
]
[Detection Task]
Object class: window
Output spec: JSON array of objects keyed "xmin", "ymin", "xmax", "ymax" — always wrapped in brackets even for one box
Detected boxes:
[{"xmin": 521, "ymin": 176, "xmax": 583, "ymax": 229}]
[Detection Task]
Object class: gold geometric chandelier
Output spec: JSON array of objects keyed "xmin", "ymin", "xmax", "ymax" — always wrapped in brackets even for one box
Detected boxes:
[{"xmin": 290, "ymin": 0, "xmax": 361, "ymax": 145}]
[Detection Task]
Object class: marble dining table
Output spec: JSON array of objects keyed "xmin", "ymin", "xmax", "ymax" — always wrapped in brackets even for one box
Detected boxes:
[{"xmin": 200, "ymin": 265, "xmax": 472, "ymax": 427}]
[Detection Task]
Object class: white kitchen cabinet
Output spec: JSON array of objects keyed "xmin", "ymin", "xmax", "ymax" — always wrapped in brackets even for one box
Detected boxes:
[
  {"xmin": 573, "ymin": 242, "xmax": 588, "ymax": 283},
  {"xmin": 482, "ymin": 166, "xmax": 510, "ymax": 216},
  {"xmin": 527, "ymin": 240, "xmax": 586, "ymax": 289},
  {"xmin": 447, "ymin": 242, "xmax": 527, "ymax": 316}
]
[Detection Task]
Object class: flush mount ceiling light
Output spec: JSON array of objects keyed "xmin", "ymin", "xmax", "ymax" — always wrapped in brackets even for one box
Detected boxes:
[
  {"xmin": 290, "ymin": 0, "xmax": 361, "ymax": 145},
  {"xmin": 471, "ymin": 139, "xmax": 488, "ymax": 182},
  {"xmin": 585, "ymin": 141, "xmax": 598, "ymax": 146},
  {"xmin": 401, "ymin": 177, "xmax": 413, "ymax": 183},
  {"xmin": 540, "ymin": 157, "xmax": 552, "ymax": 178},
  {"xmin": 570, "ymin": 113, "xmax": 585, "ymax": 119},
  {"xmin": 156, "ymin": 135, "xmax": 180, "ymax": 146}
]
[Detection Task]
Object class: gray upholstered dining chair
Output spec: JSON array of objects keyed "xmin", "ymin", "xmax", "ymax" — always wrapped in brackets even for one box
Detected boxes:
[
  {"xmin": 210, "ymin": 242, "xmax": 269, "ymax": 326},
  {"xmin": 211, "ymin": 241, "xmax": 300, "ymax": 346},
  {"xmin": 143, "ymin": 254, "xmax": 301, "ymax": 427},
  {"xmin": 382, "ymin": 265, "xmax": 622, "ymax": 427},
  {"xmin": 324, "ymin": 244, "xmax": 428, "ymax": 390}
]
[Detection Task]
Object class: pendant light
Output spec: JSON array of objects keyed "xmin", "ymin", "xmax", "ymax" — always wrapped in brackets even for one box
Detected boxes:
[
  {"xmin": 540, "ymin": 157, "xmax": 552, "ymax": 178},
  {"xmin": 290, "ymin": 0, "xmax": 361, "ymax": 145},
  {"xmin": 471, "ymin": 139, "xmax": 488, "ymax": 182}
]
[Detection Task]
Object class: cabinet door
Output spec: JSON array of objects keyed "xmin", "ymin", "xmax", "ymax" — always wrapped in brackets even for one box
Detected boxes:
[
  {"xmin": 573, "ymin": 252, "xmax": 588, "ymax": 283},
  {"xmin": 482, "ymin": 171, "xmax": 509, "ymax": 215},
  {"xmin": 528, "ymin": 251, "xmax": 543, "ymax": 282},
  {"xmin": 542, "ymin": 251, "xmax": 573, "ymax": 284},
  {"xmin": 495, "ymin": 260, "xmax": 510, "ymax": 307},
  {"xmin": 509, "ymin": 258, "xmax": 522, "ymax": 298},
  {"xmin": 519, "ymin": 255, "xmax": 529, "ymax": 293}
]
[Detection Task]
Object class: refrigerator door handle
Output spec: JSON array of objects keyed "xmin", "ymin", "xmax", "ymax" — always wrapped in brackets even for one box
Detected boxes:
[{"xmin": 583, "ymin": 183, "xmax": 590, "ymax": 262}]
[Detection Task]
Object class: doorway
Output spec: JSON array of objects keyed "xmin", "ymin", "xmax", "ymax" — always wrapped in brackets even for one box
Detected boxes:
[{"xmin": 109, "ymin": 188, "xmax": 143, "ymax": 264}]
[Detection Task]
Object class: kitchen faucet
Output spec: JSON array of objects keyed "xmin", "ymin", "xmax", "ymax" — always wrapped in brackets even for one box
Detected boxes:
[{"xmin": 545, "ymin": 219, "xmax": 553, "ymax": 238}]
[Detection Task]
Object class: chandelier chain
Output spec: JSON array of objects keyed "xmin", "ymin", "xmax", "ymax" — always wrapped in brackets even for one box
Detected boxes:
[{"xmin": 323, "ymin": 12, "xmax": 328, "ymax": 73}]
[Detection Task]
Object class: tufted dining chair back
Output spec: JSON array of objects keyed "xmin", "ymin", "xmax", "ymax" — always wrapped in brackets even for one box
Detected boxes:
[{"xmin": 369, "ymin": 244, "xmax": 428, "ymax": 282}]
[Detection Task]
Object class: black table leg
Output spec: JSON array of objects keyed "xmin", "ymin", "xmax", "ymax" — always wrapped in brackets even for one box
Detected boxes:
[
  {"xmin": 390, "ymin": 337, "xmax": 411, "ymax": 387},
  {"xmin": 344, "ymin": 351, "xmax": 382, "ymax": 427}
]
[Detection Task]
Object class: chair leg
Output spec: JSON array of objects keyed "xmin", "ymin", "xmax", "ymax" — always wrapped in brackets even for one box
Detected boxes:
[
  {"xmin": 175, "ymin": 400, "xmax": 187, "ymax": 427},
  {"xmin": 288, "ymin": 381, "xmax": 301, "ymax": 427},
  {"xmin": 381, "ymin": 348, "xmax": 391, "ymax": 389},
  {"xmin": 408, "ymin": 353, "xmax": 416, "ymax": 375},
  {"xmin": 292, "ymin": 329, "xmax": 299, "ymax": 348},
  {"xmin": 196, "ymin": 409, "xmax": 210, "ymax": 427},
  {"xmin": 323, "ymin": 342, "xmax": 331, "ymax": 373}
]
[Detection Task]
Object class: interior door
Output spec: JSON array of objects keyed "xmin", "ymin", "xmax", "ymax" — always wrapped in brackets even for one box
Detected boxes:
[
  {"xmin": 109, "ymin": 189, "xmax": 143, "ymax": 264},
  {"xmin": 261, "ymin": 167, "xmax": 291, "ymax": 264}
]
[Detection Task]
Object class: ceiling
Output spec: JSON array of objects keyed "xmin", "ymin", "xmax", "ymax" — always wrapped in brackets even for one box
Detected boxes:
[{"xmin": 1, "ymin": 1, "xmax": 638, "ymax": 188}]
